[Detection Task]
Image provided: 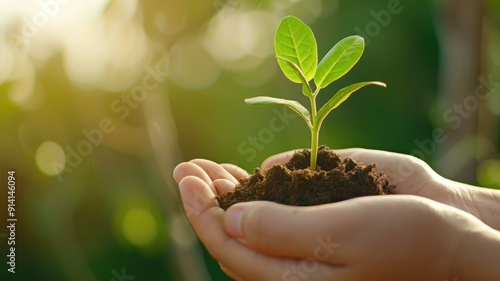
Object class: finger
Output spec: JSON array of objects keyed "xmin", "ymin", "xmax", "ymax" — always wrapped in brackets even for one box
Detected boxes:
[
  {"xmin": 190, "ymin": 159, "xmax": 239, "ymax": 184},
  {"xmin": 173, "ymin": 162, "xmax": 215, "ymax": 193},
  {"xmin": 334, "ymin": 148, "xmax": 404, "ymax": 182},
  {"xmin": 179, "ymin": 176, "xmax": 220, "ymax": 221},
  {"xmin": 222, "ymin": 258, "xmax": 343, "ymax": 281},
  {"xmin": 334, "ymin": 148, "xmax": 404, "ymax": 167},
  {"xmin": 223, "ymin": 201, "xmax": 350, "ymax": 265},
  {"xmin": 221, "ymin": 163, "xmax": 249, "ymax": 180},
  {"xmin": 334, "ymin": 148, "xmax": 435, "ymax": 191},
  {"xmin": 261, "ymin": 150, "xmax": 301, "ymax": 170},
  {"xmin": 178, "ymin": 176, "xmax": 299, "ymax": 280},
  {"xmin": 219, "ymin": 263, "xmax": 245, "ymax": 281},
  {"xmin": 213, "ymin": 179, "xmax": 236, "ymax": 194}
]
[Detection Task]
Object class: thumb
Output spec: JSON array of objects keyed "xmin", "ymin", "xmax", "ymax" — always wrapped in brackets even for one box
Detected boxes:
[
  {"xmin": 261, "ymin": 150, "xmax": 300, "ymax": 170},
  {"xmin": 223, "ymin": 201, "xmax": 345, "ymax": 263}
]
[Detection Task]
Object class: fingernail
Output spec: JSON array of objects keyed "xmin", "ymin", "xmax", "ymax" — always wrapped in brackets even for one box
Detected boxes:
[{"xmin": 224, "ymin": 206, "xmax": 244, "ymax": 237}]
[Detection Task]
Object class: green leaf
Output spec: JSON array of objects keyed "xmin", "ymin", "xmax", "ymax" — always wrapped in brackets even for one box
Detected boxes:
[
  {"xmin": 314, "ymin": 81, "xmax": 386, "ymax": 126},
  {"xmin": 314, "ymin": 36, "xmax": 365, "ymax": 89},
  {"xmin": 275, "ymin": 16, "xmax": 317, "ymax": 84},
  {"xmin": 245, "ymin": 96, "xmax": 312, "ymax": 128},
  {"xmin": 276, "ymin": 56, "xmax": 313, "ymax": 97}
]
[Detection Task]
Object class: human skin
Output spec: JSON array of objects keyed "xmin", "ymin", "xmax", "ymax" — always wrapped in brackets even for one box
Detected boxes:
[
  {"xmin": 173, "ymin": 148, "xmax": 500, "ymax": 281},
  {"xmin": 261, "ymin": 148, "xmax": 500, "ymax": 231}
]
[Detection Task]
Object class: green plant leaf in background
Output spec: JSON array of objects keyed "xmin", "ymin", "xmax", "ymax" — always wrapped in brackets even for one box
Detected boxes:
[
  {"xmin": 314, "ymin": 81, "xmax": 386, "ymax": 126},
  {"xmin": 275, "ymin": 16, "xmax": 318, "ymax": 84},
  {"xmin": 314, "ymin": 36, "xmax": 365, "ymax": 89},
  {"xmin": 245, "ymin": 96, "xmax": 312, "ymax": 128}
]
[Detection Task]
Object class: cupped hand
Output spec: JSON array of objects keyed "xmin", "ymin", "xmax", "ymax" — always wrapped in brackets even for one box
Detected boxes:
[
  {"xmin": 221, "ymin": 194, "xmax": 483, "ymax": 281},
  {"xmin": 173, "ymin": 159, "xmax": 342, "ymax": 280},
  {"xmin": 263, "ymin": 148, "xmax": 500, "ymax": 230},
  {"xmin": 173, "ymin": 149, "xmax": 500, "ymax": 281}
]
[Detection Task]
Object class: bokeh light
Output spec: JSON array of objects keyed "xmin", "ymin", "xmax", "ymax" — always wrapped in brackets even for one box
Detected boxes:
[
  {"xmin": 478, "ymin": 159, "xmax": 500, "ymax": 189},
  {"xmin": 203, "ymin": 10, "xmax": 276, "ymax": 68},
  {"xmin": 169, "ymin": 35, "xmax": 220, "ymax": 90},
  {"xmin": 0, "ymin": 39, "xmax": 15, "ymax": 83},
  {"xmin": 122, "ymin": 207, "xmax": 159, "ymax": 248},
  {"xmin": 35, "ymin": 140, "xmax": 66, "ymax": 176}
]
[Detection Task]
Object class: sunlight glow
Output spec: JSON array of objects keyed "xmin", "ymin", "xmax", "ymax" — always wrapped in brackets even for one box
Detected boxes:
[
  {"xmin": 122, "ymin": 208, "xmax": 158, "ymax": 247},
  {"xmin": 169, "ymin": 36, "xmax": 220, "ymax": 90},
  {"xmin": 478, "ymin": 159, "xmax": 500, "ymax": 188},
  {"xmin": 203, "ymin": 11, "xmax": 276, "ymax": 71},
  {"xmin": 35, "ymin": 141, "xmax": 66, "ymax": 176},
  {"xmin": 0, "ymin": 40, "xmax": 15, "ymax": 83}
]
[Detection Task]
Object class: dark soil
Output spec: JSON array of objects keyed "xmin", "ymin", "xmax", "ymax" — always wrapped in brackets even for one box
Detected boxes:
[{"xmin": 217, "ymin": 145, "xmax": 396, "ymax": 210}]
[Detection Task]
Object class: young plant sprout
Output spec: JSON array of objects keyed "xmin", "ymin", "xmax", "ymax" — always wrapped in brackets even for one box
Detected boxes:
[{"xmin": 245, "ymin": 15, "xmax": 386, "ymax": 171}]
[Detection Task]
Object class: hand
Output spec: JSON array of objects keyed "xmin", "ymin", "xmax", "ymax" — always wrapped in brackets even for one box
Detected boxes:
[
  {"xmin": 173, "ymin": 149, "xmax": 500, "ymax": 281},
  {"xmin": 174, "ymin": 159, "xmax": 301, "ymax": 280},
  {"xmin": 263, "ymin": 148, "xmax": 500, "ymax": 230},
  {"xmin": 221, "ymin": 195, "xmax": 484, "ymax": 281}
]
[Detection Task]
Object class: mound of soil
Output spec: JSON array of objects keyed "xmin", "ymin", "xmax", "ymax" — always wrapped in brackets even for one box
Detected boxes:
[{"xmin": 217, "ymin": 145, "xmax": 396, "ymax": 210}]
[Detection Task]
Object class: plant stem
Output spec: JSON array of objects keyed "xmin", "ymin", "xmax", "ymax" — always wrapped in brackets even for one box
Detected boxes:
[
  {"xmin": 309, "ymin": 91, "xmax": 319, "ymax": 171},
  {"xmin": 310, "ymin": 125, "xmax": 320, "ymax": 171}
]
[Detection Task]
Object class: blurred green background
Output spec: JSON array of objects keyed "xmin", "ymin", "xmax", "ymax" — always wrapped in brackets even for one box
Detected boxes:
[{"xmin": 0, "ymin": 0, "xmax": 499, "ymax": 280}]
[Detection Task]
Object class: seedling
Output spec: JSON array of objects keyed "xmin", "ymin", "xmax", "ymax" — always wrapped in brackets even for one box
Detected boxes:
[{"xmin": 245, "ymin": 15, "xmax": 386, "ymax": 171}]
